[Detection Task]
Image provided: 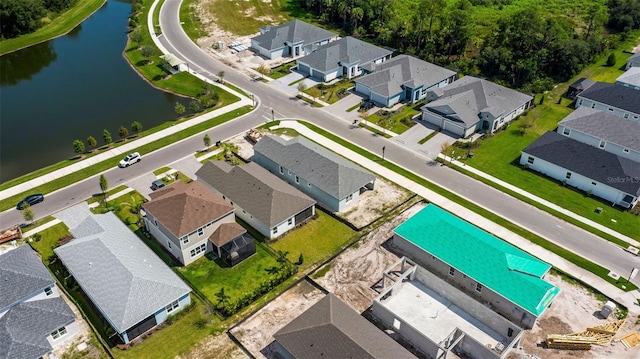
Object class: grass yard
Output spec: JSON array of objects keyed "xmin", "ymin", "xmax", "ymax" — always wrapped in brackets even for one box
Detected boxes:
[
  {"xmin": 270, "ymin": 210, "xmax": 356, "ymax": 271},
  {"xmin": 270, "ymin": 61, "xmax": 297, "ymax": 79},
  {"xmin": 304, "ymin": 81, "xmax": 354, "ymax": 104},
  {"xmin": 365, "ymin": 101, "xmax": 423, "ymax": 134},
  {"xmin": 177, "ymin": 245, "xmax": 280, "ymax": 305},
  {"xmin": 28, "ymin": 222, "xmax": 72, "ymax": 264}
]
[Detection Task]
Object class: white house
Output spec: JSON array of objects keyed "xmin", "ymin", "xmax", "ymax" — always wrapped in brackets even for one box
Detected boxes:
[
  {"xmin": 576, "ymin": 82, "xmax": 640, "ymax": 121},
  {"xmin": 616, "ymin": 67, "xmax": 640, "ymax": 90},
  {"xmin": 251, "ymin": 20, "xmax": 336, "ymax": 60}
]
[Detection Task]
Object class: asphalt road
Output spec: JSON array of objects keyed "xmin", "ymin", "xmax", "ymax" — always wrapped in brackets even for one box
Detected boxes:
[{"xmin": 2, "ymin": 0, "xmax": 637, "ymax": 287}]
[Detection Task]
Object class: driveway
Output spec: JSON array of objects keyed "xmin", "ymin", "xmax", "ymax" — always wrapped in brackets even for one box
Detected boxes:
[
  {"xmin": 393, "ymin": 122, "xmax": 459, "ymax": 159},
  {"xmin": 170, "ymin": 155, "xmax": 202, "ymax": 180},
  {"xmin": 323, "ymin": 92, "xmax": 366, "ymax": 121},
  {"xmin": 127, "ymin": 173, "xmax": 158, "ymax": 200}
]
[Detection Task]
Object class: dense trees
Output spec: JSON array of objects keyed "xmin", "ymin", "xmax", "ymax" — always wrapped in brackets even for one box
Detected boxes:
[
  {"xmin": 608, "ymin": 0, "xmax": 640, "ymax": 32},
  {"xmin": 0, "ymin": 0, "xmax": 77, "ymax": 39}
]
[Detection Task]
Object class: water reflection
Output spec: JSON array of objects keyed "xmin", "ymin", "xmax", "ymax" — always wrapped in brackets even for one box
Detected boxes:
[{"xmin": 0, "ymin": 42, "xmax": 57, "ymax": 86}]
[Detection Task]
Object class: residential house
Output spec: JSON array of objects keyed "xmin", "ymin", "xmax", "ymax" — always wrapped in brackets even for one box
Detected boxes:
[
  {"xmin": 520, "ymin": 131, "xmax": 640, "ymax": 208},
  {"xmin": 616, "ymin": 67, "xmax": 640, "ymax": 90},
  {"xmin": 296, "ymin": 36, "xmax": 393, "ymax": 82},
  {"xmin": 576, "ymin": 82, "xmax": 640, "ymax": 121},
  {"xmin": 196, "ymin": 161, "xmax": 316, "ymax": 239},
  {"xmin": 0, "ymin": 245, "xmax": 78, "ymax": 359},
  {"xmin": 393, "ymin": 204, "xmax": 560, "ymax": 329},
  {"xmin": 354, "ymin": 55, "xmax": 457, "ymax": 107},
  {"xmin": 421, "ymin": 76, "xmax": 534, "ymax": 137},
  {"xmin": 557, "ymin": 107, "xmax": 640, "ymax": 162},
  {"xmin": 373, "ymin": 257, "xmax": 524, "ymax": 359},
  {"xmin": 253, "ymin": 135, "xmax": 376, "ymax": 212},
  {"xmin": 251, "ymin": 19, "xmax": 336, "ymax": 60},
  {"xmin": 54, "ymin": 204, "xmax": 192, "ymax": 344},
  {"xmin": 565, "ymin": 77, "xmax": 595, "ymax": 99},
  {"xmin": 625, "ymin": 51, "xmax": 640, "ymax": 69},
  {"xmin": 142, "ymin": 180, "xmax": 255, "ymax": 266},
  {"xmin": 272, "ymin": 293, "xmax": 416, "ymax": 359}
]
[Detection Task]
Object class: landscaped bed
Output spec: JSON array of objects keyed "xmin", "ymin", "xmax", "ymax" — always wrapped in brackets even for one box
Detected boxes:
[
  {"xmin": 364, "ymin": 101, "xmax": 423, "ymax": 134},
  {"xmin": 304, "ymin": 81, "xmax": 354, "ymax": 104}
]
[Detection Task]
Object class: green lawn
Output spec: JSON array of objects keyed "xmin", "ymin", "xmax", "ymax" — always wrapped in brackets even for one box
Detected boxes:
[
  {"xmin": 0, "ymin": 0, "xmax": 105, "ymax": 55},
  {"xmin": 365, "ymin": 102, "xmax": 423, "ymax": 134},
  {"xmin": 270, "ymin": 210, "xmax": 356, "ymax": 271},
  {"xmin": 305, "ymin": 81, "xmax": 354, "ymax": 104},
  {"xmin": 270, "ymin": 61, "xmax": 297, "ymax": 79},
  {"xmin": 86, "ymin": 185, "xmax": 128, "ymax": 204},
  {"xmin": 177, "ymin": 245, "xmax": 280, "ymax": 305},
  {"xmin": 29, "ymin": 222, "xmax": 72, "ymax": 264}
]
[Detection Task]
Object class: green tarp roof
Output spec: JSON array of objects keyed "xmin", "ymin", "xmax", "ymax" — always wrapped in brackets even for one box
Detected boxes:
[{"xmin": 394, "ymin": 204, "xmax": 559, "ymax": 316}]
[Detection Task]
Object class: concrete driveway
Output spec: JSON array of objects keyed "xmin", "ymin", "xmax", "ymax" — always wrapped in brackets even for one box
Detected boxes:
[
  {"xmin": 393, "ymin": 122, "xmax": 459, "ymax": 159},
  {"xmin": 170, "ymin": 155, "xmax": 202, "ymax": 180},
  {"xmin": 127, "ymin": 173, "xmax": 158, "ymax": 200}
]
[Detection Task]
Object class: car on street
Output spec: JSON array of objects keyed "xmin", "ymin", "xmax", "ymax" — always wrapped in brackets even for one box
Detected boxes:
[
  {"xmin": 16, "ymin": 193, "xmax": 44, "ymax": 210},
  {"xmin": 151, "ymin": 180, "xmax": 166, "ymax": 191},
  {"xmin": 119, "ymin": 152, "xmax": 141, "ymax": 168}
]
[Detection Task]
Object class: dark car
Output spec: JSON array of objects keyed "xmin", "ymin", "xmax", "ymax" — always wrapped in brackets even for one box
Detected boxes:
[
  {"xmin": 151, "ymin": 180, "xmax": 166, "ymax": 191},
  {"xmin": 17, "ymin": 193, "xmax": 44, "ymax": 210}
]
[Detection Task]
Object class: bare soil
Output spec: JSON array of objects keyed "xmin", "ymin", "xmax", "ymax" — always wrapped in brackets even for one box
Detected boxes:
[
  {"xmin": 177, "ymin": 333, "xmax": 246, "ymax": 359},
  {"xmin": 53, "ymin": 286, "xmax": 104, "ymax": 358}
]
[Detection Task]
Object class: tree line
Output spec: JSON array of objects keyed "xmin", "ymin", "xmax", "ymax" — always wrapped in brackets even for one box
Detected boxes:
[{"xmin": 0, "ymin": 0, "xmax": 78, "ymax": 39}]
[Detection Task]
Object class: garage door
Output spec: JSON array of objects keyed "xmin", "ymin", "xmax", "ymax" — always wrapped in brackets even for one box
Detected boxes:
[
  {"xmin": 125, "ymin": 314, "xmax": 157, "ymax": 341},
  {"xmin": 298, "ymin": 63, "xmax": 310, "ymax": 76}
]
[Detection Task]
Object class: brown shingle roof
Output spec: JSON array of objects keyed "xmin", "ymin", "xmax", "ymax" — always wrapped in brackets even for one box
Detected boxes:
[
  {"xmin": 209, "ymin": 223, "xmax": 247, "ymax": 247},
  {"xmin": 143, "ymin": 181, "xmax": 234, "ymax": 238}
]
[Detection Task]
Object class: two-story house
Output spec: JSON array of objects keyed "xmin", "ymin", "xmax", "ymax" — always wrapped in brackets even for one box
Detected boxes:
[
  {"xmin": 576, "ymin": 81, "xmax": 640, "ymax": 121},
  {"xmin": 251, "ymin": 19, "xmax": 337, "ymax": 60},
  {"xmin": 616, "ymin": 67, "xmax": 640, "ymax": 90}
]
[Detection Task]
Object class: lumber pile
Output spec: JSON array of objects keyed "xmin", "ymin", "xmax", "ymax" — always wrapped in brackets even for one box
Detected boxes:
[
  {"xmin": 546, "ymin": 320, "xmax": 625, "ymax": 350},
  {"xmin": 619, "ymin": 331, "xmax": 640, "ymax": 349}
]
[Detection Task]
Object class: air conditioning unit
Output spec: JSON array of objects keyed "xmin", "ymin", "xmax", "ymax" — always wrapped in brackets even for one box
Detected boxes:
[{"xmin": 494, "ymin": 342, "xmax": 505, "ymax": 353}]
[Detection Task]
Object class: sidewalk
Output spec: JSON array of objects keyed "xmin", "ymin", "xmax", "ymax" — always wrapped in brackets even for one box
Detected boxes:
[{"xmin": 273, "ymin": 120, "xmax": 640, "ymax": 314}]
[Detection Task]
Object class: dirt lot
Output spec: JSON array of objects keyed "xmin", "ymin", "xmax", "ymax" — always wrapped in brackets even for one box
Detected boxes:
[
  {"xmin": 178, "ymin": 332, "xmax": 246, "ymax": 359},
  {"xmin": 230, "ymin": 280, "xmax": 326, "ymax": 359}
]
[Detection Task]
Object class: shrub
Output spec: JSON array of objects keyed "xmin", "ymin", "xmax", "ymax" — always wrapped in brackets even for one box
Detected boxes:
[{"xmin": 606, "ymin": 53, "xmax": 617, "ymax": 67}]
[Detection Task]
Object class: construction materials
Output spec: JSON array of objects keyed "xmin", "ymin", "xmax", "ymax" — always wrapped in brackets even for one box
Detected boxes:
[
  {"xmin": 546, "ymin": 319, "xmax": 625, "ymax": 350},
  {"xmin": 0, "ymin": 226, "xmax": 22, "ymax": 244},
  {"xmin": 619, "ymin": 331, "xmax": 640, "ymax": 349}
]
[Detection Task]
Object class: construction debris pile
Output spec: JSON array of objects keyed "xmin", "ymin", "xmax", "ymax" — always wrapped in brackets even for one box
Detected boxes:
[{"xmin": 546, "ymin": 319, "xmax": 625, "ymax": 350}]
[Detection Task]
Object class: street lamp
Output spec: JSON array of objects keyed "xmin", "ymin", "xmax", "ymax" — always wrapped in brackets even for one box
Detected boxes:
[{"xmin": 382, "ymin": 146, "xmax": 386, "ymax": 161}]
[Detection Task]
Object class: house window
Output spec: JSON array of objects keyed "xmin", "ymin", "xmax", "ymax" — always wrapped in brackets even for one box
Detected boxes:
[
  {"xmin": 190, "ymin": 243, "xmax": 206, "ymax": 257},
  {"xmin": 608, "ymin": 107, "xmax": 614, "ymax": 112},
  {"xmin": 624, "ymin": 113, "xmax": 630, "ymax": 119},
  {"xmin": 50, "ymin": 326, "xmax": 68, "ymax": 340},
  {"xmin": 476, "ymin": 283, "xmax": 483, "ymax": 293},
  {"xmin": 345, "ymin": 194, "xmax": 353, "ymax": 203},
  {"xmin": 166, "ymin": 300, "xmax": 179, "ymax": 314},
  {"xmin": 295, "ymin": 175, "xmax": 300, "ymax": 184},
  {"xmin": 288, "ymin": 218, "xmax": 293, "ymax": 226},
  {"xmin": 198, "ymin": 228, "xmax": 204, "ymax": 237},
  {"xmin": 272, "ymin": 227, "xmax": 278, "ymax": 235},
  {"xmin": 562, "ymin": 128, "xmax": 570, "ymax": 135},
  {"xmin": 167, "ymin": 241, "xmax": 172, "ymax": 249},
  {"xmin": 578, "ymin": 99, "xmax": 583, "ymax": 106},
  {"xmin": 527, "ymin": 156, "xmax": 534, "ymax": 164},
  {"xmin": 591, "ymin": 103, "xmax": 596, "ymax": 108},
  {"xmin": 508, "ymin": 328, "xmax": 514, "ymax": 337},
  {"xmin": 565, "ymin": 172, "xmax": 572, "ymax": 179},
  {"xmin": 279, "ymin": 166, "xmax": 283, "ymax": 174},
  {"xmin": 449, "ymin": 267, "xmax": 455, "ymax": 276},
  {"xmin": 599, "ymin": 140, "xmax": 606, "ymax": 148},
  {"xmin": 307, "ymin": 183, "xmax": 311, "ymax": 187},
  {"xmin": 623, "ymin": 148, "xmax": 630, "ymax": 153},
  {"xmin": 44, "ymin": 286, "xmax": 53, "ymax": 296},
  {"xmin": 154, "ymin": 219, "xmax": 158, "ymax": 227},
  {"xmin": 592, "ymin": 182, "xmax": 597, "ymax": 186},
  {"xmin": 182, "ymin": 236, "xmax": 188, "ymax": 244},
  {"xmin": 222, "ymin": 195, "xmax": 226, "ymax": 200}
]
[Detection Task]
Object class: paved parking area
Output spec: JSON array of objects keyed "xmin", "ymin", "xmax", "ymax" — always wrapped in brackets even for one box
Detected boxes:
[
  {"xmin": 393, "ymin": 122, "xmax": 459, "ymax": 159},
  {"xmin": 127, "ymin": 173, "xmax": 157, "ymax": 200},
  {"xmin": 170, "ymin": 156, "xmax": 202, "ymax": 180}
]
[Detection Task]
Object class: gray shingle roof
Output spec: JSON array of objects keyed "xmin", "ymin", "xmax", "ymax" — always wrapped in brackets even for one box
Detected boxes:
[
  {"xmin": 578, "ymin": 82, "xmax": 640, "ymax": 115},
  {"xmin": 54, "ymin": 204, "xmax": 191, "ymax": 334},
  {"xmin": 423, "ymin": 76, "xmax": 533, "ymax": 127},
  {"xmin": 252, "ymin": 19, "xmax": 335, "ymax": 51},
  {"xmin": 274, "ymin": 293, "xmax": 415, "ymax": 359},
  {"xmin": 355, "ymin": 55, "xmax": 456, "ymax": 97},
  {"xmin": 628, "ymin": 52, "xmax": 640, "ymax": 65},
  {"xmin": 616, "ymin": 67, "xmax": 640, "ymax": 88},
  {"xmin": 297, "ymin": 36, "xmax": 392, "ymax": 72},
  {"xmin": 523, "ymin": 131, "xmax": 640, "ymax": 196},
  {"xmin": 196, "ymin": 161, "xmax": 316, "ymax": 228},
  {"xmin": 0, "ymin": 297, "xmax": 76, "ymax": 359},
  {"xmin": 254, "ymin": 135, "xmax": 376, "ymax": 199},
  {"xmin": 559, "ymin": 107, "xmax": 640, "ymax": 152},
  {"xmin": 0, "ymin": 245, "xmax": 54, "ymax": 311}
]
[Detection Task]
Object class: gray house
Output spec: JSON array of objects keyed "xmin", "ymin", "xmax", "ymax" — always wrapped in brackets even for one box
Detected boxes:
[
  {"xmin": 251, "ymin": 19, "xmax": 336, "ymax": 60},
  {"xmin": 54, "ymin": 204, "xmax": 192, "ymax": 344},
  {"xmin": 354, "ymin": 55, "xmax": 457, "ymax": 107},
  {"xmin": 273, "ymin": 293, "xmax": 416, "ymax": 359},
  {"xmin": 0, "ymin": 245, "xmax": 78, "ymax": 359},
  {"xmin": 616, "ymin": 67, "xmax": 640, "ymax": 90},
  {"xmin": 196, "ymin": 161, "xmax": 316, "ymax": 239},
  {"xmin": 576, "ymin": 81, "xmax": 640, "ymax": 121},
  {"xmin": 421, "ymin": 76, "xmax": 533, "ymax": 137},
  {"xmin": 626, "ymin": 51, "xmax": 640, "ymax": 69},
  {"xmin": 296, "ymin": 36, "xmax": 393, "ymax": 82},
  {"xmin": 253, "ymin": 135, "xmax": 376, "ymax": 212},
  {"xmin": 521, "ymin": 131, "xmax": 640, "ymax": 209},
  {"xmin": 143, "ymin": 180, "xmax": 255, "ymax": 266}
]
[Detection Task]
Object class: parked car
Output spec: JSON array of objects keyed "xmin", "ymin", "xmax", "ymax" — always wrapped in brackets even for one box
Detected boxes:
[
  {"xmin": 151, "ymin": 180, "xmax": 166, "ymax": 191},
  {"xmin": 119, "ymin": 152, "xmax": 141, "ymax": 168},
  {"xmin": 360, "ymin": 100, "xmax": 375, "ymax": 111},
  {"xmin": 16, "ymin": 193, "xmax": 44, "ymax": 210}
]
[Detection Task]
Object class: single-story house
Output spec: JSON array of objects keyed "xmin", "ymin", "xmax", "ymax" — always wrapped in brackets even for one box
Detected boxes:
[
  {"xmin": 393, "ymin": 204, "xmax": 560, "ymax": 329},
  {"xmin": 253, "ymin": 135, "xmax": 376, "ymax": 212},
  {"xmin": 296, "ymin": 36, "xmax": 393, "ymax": 82},
  {"xmin": 373, "ymin": 257, "xmax": 524, "ymax": 359},
  {"xmin": 557, "ymin": 106, "xmax": 640, "ymax": 162},
  {"xmin": 354, "ymin": 54, "xmax": 457, "ymax": 107},
  {"xmin": 565, "ymin": 77, "xmax": 595, "ymax": 99},
  {"xmin": 0, "ymin": 245, "xmax": 78, "ymax": 359},
  {"xmin": 576, "ymin": 81, "xmax": 640, "ymax": 121},
  {"xmin": 143, "ymin": 180, "xmax": 255, "ymax": 267},
  {"xmin": 625, "ymin": 51, "xmax": 640, "ymax": 70},
  {"xmin": 272, "ymin": 293, "xmax": 416, "ymax": 359},
  {"xmin": 521, "ymin": 131, "xmax": 640, "ymax": 209},
  {"xmin": 251, "ymin": 19, "xmax": 336, "ymax": 60},
  {"xmin": 196, "ymin": 161, "xmax": 316, "ymax": 240},
  {"xmin": 421, "ymin": 76, "xmax": 534, "ymax": 137},
  {"xmin": 615, "ymin": 67, "xmax": 640, "ymax": 90},
  {"xmin": 54, "ymin": 204, "xmax": 192, "ymax": 344}
]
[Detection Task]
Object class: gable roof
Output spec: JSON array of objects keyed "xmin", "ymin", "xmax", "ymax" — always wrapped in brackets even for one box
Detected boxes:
[
  {"xmin": 523, "ymin": 131, "xmax": 640, "ymax": 196},
  {"xmin": 559, "ymin": 107, "xmax": 640, "ymax": 152},
  {"xmin": 0, "ymin": 296, "xmax": 75, "ymax": 359},
  {"xmin": 297, "ymin": 36, "xmax": 392, "ymax": 72},
  {"xmin": 423, "ymin": 76, "xmax": 533, "ymax": 126},
  {"xmin": 143, "ymin": 181, "xmax": 234, "ymax": 238},
  {"xmin": 274, "ymin": 293, "xmax": 415, "ymax": 359},
  {"xmin": 196, "ymin": 161, "xmax": 316, "ymax": 228},
  {"xmin": 577, "ymin": 81, "xmax": 640, "ymax": 115},
  {"xmin": 254, "ymin": 135, "xmax": 376, "ymax": 199},
  {"xmin": 616, "ymin": 67, "xmax": 640, "ymax": 88},
  {"xmin": 253, "ymin": 19, "xmax": 335, "ymax": 51},
  {"xmin": 355, "ymin": 55, "xmax": 456, "ymax": 97},
  {"xmin": 394, "ymin": 204, "xmax": 560, "ymax": 316},
  {"xmin": 53, "ymin": 204, "xmax": 191, "ymax": 334},
  {"xmin": 0, "ymin": 245, "xmax": 55, "ymax": 311}
]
